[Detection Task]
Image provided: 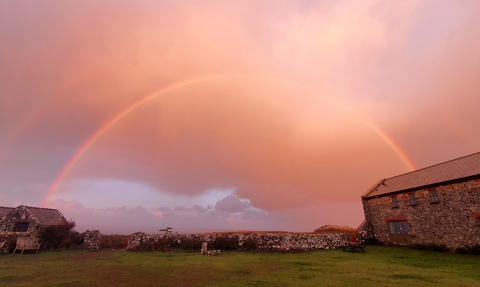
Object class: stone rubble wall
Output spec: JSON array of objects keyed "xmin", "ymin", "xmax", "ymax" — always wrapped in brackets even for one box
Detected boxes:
[
  {"xmin": 356, "ymin": 220, "xmax": 376, "ymax": 244},
  {"xmin": 0, "ymin": 206, "xmax": 41, "ymax": 239},
  {"xmin": 127, "ymin": 232, "xmax": 349, "ymax": 251},
  {"xmin": 83, "ymin": 230, "xmax": 102, "ymax": 250},
  {"xmin": 363, "ymin": 178, "xmax": 480, "ymax": 250}
]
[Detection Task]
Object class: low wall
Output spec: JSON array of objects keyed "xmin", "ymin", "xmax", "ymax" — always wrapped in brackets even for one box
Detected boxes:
[
  {"xmin": 83, "ymin": 230, "xmax": 102, "ymax": 250},
  {"xmin": 127, "ymin": 232, "xmax": 349, "ymax": 251}
]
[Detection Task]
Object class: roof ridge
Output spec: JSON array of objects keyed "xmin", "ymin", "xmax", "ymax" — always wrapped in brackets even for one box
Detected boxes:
[
  {"xmin": 18, "ymin": 205, "xmax": 60, "ymax": 211},
  {"xmin": 385, "ymin": 151, "xmax": 480, "ymax": 181}
]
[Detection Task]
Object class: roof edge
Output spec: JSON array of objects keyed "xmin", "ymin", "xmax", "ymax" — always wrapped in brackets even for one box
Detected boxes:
[
  {"xmin": 382, "ymin": 151, "xmax": 480, "ymax": 182},
  {"xmin": 361, "ymin": 179, "xmax": 385, "ymax": 198},
  {"xmin": 362, "ymin": 174, "xmax": 480, "ymax": 199}
]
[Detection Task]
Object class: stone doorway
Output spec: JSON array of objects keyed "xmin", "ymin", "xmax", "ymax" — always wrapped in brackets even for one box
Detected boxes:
[{"xmin": 388, "ymin": 220, "xmax": 412, "ymax": 245}]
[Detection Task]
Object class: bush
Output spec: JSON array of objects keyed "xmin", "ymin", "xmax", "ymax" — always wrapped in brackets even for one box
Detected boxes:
[
  {"xmin": 0, "ymin": 235, "xmax": 18, "ymax": 254},
  {"xmin": 100, "ymin": 235, "xmax": 130, "ymax": 249},
  {"xmin": 175, "ymin": 237, "xmax": 203, "ymax": 251},
  {"xmin": 210, "ymin": 236, "xmax": 239, "ymax": 251},
  {"xmin": 134, "ymin": 236, "xmax": 174, "ymax": 252},
  {"xmin": 241, "ymin": 237, "xmax": 258, "ymax": 251},
  {"xmin": 38, "ymin": 222, "xmax": 83, "ymax": 250}
]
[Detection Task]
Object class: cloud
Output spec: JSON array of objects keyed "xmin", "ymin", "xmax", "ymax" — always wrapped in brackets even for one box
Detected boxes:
[
  {"xmin": 1, "ymin": 1, "xmax": 480, "ymax": 232},
  {"xmin": 214, "ymin": 194, "xmax": 250, "ymax": 213}
]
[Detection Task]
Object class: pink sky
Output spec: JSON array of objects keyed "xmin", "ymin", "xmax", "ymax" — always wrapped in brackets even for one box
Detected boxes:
[{"xmin": 1, "ymin": 0, "xmax": 480, "ymax": 234}]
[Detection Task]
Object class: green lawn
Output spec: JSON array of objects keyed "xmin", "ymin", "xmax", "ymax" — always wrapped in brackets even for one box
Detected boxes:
[{"xmin": 1, "ymin": 246, "xmax": 479, "ymax": 287}]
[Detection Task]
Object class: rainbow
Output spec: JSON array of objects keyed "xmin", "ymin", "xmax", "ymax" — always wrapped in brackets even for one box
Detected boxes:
[
  {"xmin": 359, "ymin": 119, "xmax": 416, "ymax": 171},
  {"xmin": 41, "ymin": 73, "xmax": 416, "ymax": 207}
]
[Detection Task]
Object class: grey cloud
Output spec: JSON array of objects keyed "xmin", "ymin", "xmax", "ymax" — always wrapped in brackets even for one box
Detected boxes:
[{"xmin": 214, "ymin": 194, "xmax": 250, "ymax": 213}]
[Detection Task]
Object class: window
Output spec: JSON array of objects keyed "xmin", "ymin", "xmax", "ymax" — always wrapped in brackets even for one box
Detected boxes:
[
  {"xmin": 428, "ymin": 190, "xmax": 439, "ymax": 203},
  {"xmin": 14, "ymin": 222, "xmax": 29, "ymax": 232},
  {"xmin": 388, "ymin": 221, "xmax": 410, "ymax": 234},
  {"xmin": 391, "ymin": 196, "xmax": 399, "ymax": 208},
  {"xmin": 408, "ymin": 193, "xmax": 417, "ymax": 205}
]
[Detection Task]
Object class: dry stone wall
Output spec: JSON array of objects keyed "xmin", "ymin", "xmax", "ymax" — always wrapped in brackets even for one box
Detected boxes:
[
  {"xmin": 83, "ymin": 230, "xmax": 102, "ymax": 250},
  {"xmin": 127, "ymin": 232, "xmax": 349, "ymax": 251},
  {"xmin": 0, "ymin": 206, "xmax": 41, "ymax": 238},
  {"xmin": 363, "ymin": 178, "xmax": 480, "ymax": 250}
]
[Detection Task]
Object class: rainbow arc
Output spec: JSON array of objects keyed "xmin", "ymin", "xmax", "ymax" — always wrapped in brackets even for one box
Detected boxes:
[{"xmin": 41, "ymin": 73, "xmax": 416, "ymax": 207}]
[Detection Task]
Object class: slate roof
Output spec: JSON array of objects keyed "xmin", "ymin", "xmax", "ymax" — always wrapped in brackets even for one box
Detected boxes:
[
  {"xmin": 0, "ymin": 206, "xmax": 68, "ymax": 226},
  {"xmin": 26, "ymin": 206, "xmax": 68, "ymax": 226},
  {"xmin": 362, "ymin": 152, "xmax": 480, "ymax": 198},
  {"xmin": 0, "ymin": 207, "xmax": 14, "ymax": 218}
]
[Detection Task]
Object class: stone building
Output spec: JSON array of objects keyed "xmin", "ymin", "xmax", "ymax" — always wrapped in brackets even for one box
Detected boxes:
[
  {"xmin": 0, "ymin": 205, "xmax": 69, "ymax": 238},
  {"xmin": 360, "ymin": 152, "xmax": 480, "ymax": 250}
]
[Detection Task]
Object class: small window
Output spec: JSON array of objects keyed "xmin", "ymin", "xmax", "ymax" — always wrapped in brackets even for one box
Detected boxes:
[
  {"xmin": 408, "ymin": 193, "xmax": 417, "ymax": 205},
  {"xmin": 428, "ymin": 190, "xmax": 439, "ymax": 203},
  {"xmin": 388, "ymin": 221, "xmax": 409, "ymax": 234},
  {"xmin": 391, "ymin": 196, "xmax": 399, "ymax": 208},
  {"xmin": 14, "ymin": 222, "xmax": 29, "ymax": 232}
]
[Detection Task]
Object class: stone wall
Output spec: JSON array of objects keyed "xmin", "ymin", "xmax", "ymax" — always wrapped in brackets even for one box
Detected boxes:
[
  {"xmin": 83, "ymin": 230, "xmax": 102, "ymax": 250},
  {"xmin": 355, "ymin": 220, "xmax": 375, "ymax": 244},
  {"xmin": 363, "ymin": 178, "xmax": 480, "ymax": 250},
  {"xmin": 127, "ymin": 232, "xmax": 349, "ymax": 252},
  {"xmin": 0, "ymin": 206, "xmax": 41, "ymax": 239}
]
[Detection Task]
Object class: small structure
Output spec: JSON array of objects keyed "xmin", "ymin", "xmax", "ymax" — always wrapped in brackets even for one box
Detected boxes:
[
  {"xmin": 13, "ymin": 237, "xmax": 40, "ymax": 254},
  {"xmin": 0, "ymin": 205, "xmax": 68, "ymax": 237},
  {"xmin": 360, "ymin": 152, "xmax": 480, "ymax": 250},
  {"xmin": 0, "ymin": 205, "xmax": 69, "ymax": 252}
]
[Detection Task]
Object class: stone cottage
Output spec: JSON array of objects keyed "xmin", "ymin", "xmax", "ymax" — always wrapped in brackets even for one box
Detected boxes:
[
  {"xmin": 359, "ymin": 152, "xmax": 480, "ymax": 250},
  {"xmin": 0, "ymin": 205, "xmax": 69, "ymax": 239}
]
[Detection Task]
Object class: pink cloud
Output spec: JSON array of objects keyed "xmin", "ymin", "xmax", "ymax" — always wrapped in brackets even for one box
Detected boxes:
[{"xmin": 1, "ymin": 1, "xmax": 480, "ymax": 232}]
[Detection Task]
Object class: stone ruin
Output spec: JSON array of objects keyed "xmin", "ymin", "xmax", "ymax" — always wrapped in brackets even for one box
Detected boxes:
[{"xmin": 127, "ymin": 232, "xmax": 349, "ymax": 252}]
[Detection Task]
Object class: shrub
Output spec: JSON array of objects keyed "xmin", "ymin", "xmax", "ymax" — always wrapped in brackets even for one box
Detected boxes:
[
  {"xmin": 210, "ymin": 236, "xmax": 239, "ymax": 251},
  {"xmin": 134, "ymin": 236, "xmax": 174, "ymax": 252},
  {"xmin": 241, "ymin": 237, "xmax": 258, "ymax": 251},
  {"xmin": 38, "ymin": 222, "xmax": 83, "ymax": 250},
  {"xmin": 175, "ymin": 237, "xmax": 203, "ymax": 251},
  {"xmin": 100, "ymin": 235, "xmax": 130, "ymax": 249},
  {"xmin": 0, "ymin": 234, "xmax": 18, "ymax": 254}
]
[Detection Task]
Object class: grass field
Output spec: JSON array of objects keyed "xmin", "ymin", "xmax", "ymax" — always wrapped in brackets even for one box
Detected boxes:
[{"xmin": 1, "ymin": 246, "xmax": 479, "ymax": 287}]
